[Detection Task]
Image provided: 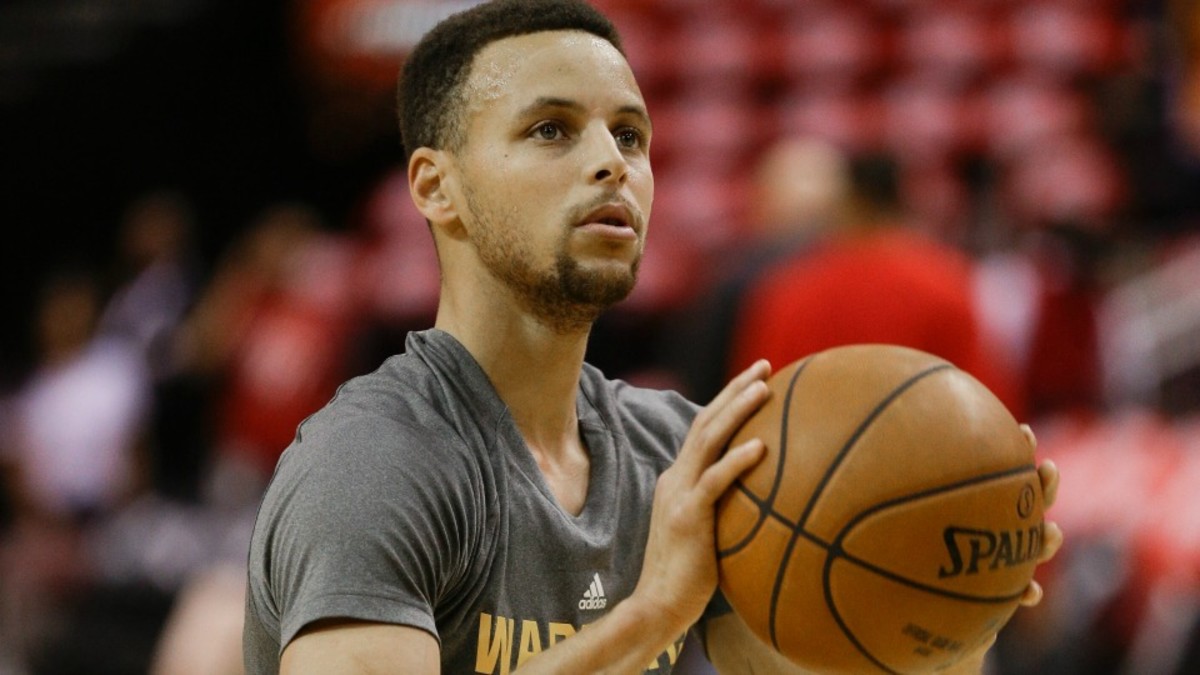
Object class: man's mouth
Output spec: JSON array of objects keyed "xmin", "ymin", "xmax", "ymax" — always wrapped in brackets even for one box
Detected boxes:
[{"xmin": 577, "ymin": 203, "xmax": 637, "ymax": 236}]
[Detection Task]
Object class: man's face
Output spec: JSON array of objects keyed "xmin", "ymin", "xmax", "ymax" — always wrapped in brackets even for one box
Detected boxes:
[{"xmin": 449, "ymin": 30, "xmax": 653, "ymax": 332}]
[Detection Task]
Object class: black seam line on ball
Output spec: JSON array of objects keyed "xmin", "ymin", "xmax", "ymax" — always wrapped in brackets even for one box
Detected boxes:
[
  {"xmin": 729, "ymin": 482, "xmax": 800, "ymax": 531},
  {"xmin": 795, "ymin": 362, "xmax": 954, "ymax": 532},
  {"xmin": 769, "ymin": 361, "xmax": 952, "ymax": 663},
  {"xmin": 767, "ymin": 522, "xmax": 805, "ymax": 653},
  {"xmin": 727, "ymin": 482, "xmax": 837, "ymax": 549},
  {"xmin": 823, "ymin": 547, "xmax": 904, "ymax": 675},
  {"xmin": 717, "ymin": 358, "xmax": 812, "ymax": 559},
  {"xmin": 837, "ymin": 463, "xmax": 1041, "ymax": 542},
  {"xmin": 833, "ymin": 548, "xmax": 1030, "ymax": 604},
  {"xmin": 820, "ymin": 541, "xmax": 1025, "ymax": 675}
]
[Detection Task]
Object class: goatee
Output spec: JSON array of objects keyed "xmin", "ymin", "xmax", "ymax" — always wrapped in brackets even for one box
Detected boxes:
[{"xmin": 527, "ymin": 252, "xmax": 639, "ymax": 334}]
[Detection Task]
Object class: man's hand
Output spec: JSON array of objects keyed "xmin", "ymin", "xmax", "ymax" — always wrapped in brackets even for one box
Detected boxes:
[
  {"xmin": 1018, "ymin": 424, "xmax": 1063, "ymax": 608},
  {"xmin": 632, "ymin": 359, "xmax": 773, "ymax": 633}
]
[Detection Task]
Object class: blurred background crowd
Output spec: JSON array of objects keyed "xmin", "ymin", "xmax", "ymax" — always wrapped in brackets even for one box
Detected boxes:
[{"xmin": 1, "ymin": 0, "xmax": 1198, "ymax": 673}]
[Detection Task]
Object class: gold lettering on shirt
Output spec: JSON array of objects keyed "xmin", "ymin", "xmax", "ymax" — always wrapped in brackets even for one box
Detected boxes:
[
  {"xmin": 665, "ymin": 634, "xmax": 683, "ymax": 664},
  {"xmin": 517, "ymin": 619, "xmax": 543, "ymax": 666},
  {"xmin": 474, "ymin": 613, "xmax": 686, "ymax": 674},
  {"xmin": 475, "ymin": 613, "xmax": 514, "ymax": 675}
]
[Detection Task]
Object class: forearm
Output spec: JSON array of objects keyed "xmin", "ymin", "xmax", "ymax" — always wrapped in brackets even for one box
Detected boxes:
[{"xmin": 514, "ymin": 594, "xmax": 687, "ymax": 674}]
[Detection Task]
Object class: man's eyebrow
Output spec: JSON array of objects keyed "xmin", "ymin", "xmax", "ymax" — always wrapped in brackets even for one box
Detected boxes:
[
  {"xmin": 617, "ymin": 104, "xmax": 653, "ymax": 131},
  {"xmin": 518, "ymin": 96, "xmax": 652, "ymax": 129}
]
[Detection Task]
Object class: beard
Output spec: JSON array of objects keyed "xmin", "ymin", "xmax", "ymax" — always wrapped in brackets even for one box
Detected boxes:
[{"xmin": 466, "ymin": 187, "xmax": 641, "ymax": 335}]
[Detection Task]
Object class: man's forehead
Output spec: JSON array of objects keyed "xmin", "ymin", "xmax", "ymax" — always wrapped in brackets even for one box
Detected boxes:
[{"xmin": 462, "ymin": 30, "xmax": 637, "ymax": 108}]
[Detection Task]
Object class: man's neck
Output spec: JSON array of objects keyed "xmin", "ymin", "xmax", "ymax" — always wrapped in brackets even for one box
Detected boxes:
[
  {"xmin": 436, "ymin": 296, "xmax": 594, "ymax": 516},
  {"xmin": 435, "ymin": 296, "xmax": 590, "ymax": 455}
]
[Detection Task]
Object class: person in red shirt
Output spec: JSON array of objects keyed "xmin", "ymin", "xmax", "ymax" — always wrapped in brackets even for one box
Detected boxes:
[{"xmin": 729, "ymin": 152, "xmax": 1022, "ymax": 417}]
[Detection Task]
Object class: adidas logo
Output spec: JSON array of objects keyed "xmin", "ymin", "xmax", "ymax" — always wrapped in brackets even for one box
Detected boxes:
[{"xmin": 578, "ymin": 573, "xmax": 607, "ymax": 611}]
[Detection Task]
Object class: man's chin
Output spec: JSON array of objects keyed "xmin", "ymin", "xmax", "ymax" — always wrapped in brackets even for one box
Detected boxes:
[{"xmin": 561, "ymin": 261, "xmax": 638, "ymax": 308}]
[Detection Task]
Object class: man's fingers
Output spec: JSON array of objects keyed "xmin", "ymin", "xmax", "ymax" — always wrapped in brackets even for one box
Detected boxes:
[
  {"xmin": 1018, "ymin": 522, "xmax": 1061, "ymax": 607},
  {"xmin": 695, "ymin": 438, "xmax": 766, "ymax": 504},
  {"xmin": 1019, "ymin": 579, "xmax": 1044, "ymax": 607},
  {"xmin": 1019, "ymin": 423, "xmax": 1037, "ymax": 451},
  {"xmin": 1020, "ymin": 424, "xmax": 1058, "ymax": 508},
  {"xmin": 676, "ymin": 361, "xmax": 771, "ymax": 476},
  {"xmin": 705, "ymin": 360, "xmax": 771, "ymax": 413},
  {"xmin": 1038, "ymin": 459, "xmax": 1059, "ymax": 509},
  {"xmin": 1038, "ymin": 521, "xmax": 1063, "ymax": 564},
  {"xmin": 1017, "ymin": 423, "xmax": 1061, "ymax": 611}
]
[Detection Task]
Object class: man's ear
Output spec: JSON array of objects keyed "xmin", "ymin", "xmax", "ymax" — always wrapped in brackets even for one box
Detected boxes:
[{"xmin": 409, "ymin": 148, "xmax": 463, "ymax": 235}]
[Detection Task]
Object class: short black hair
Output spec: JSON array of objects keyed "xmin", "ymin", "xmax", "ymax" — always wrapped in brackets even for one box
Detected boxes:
[
  {"xmin": 396, "ymin": 0, "xmax": 623, "ymax": 161},
  {"xmin": 849, "ymin": 152, "xmax": 902, "ymax": 215}
]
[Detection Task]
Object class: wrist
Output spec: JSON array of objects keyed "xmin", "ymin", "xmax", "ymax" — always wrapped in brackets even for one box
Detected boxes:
[{"xmin": 615, "ymin": 590, "xmax": 696, "ymax": 649}]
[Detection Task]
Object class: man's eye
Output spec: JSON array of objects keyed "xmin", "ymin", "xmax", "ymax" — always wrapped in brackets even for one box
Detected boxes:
[
  {"xmin": 615, "ymin": 128, "xmax": 643, "ymax": 149},
  {"xmin": 534, "ymin": 122, "xmax": 565, "ymax": 140}
]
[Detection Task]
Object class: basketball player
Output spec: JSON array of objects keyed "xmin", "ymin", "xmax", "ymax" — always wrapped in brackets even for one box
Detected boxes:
[{"xmin": 242, "ymin": 1, "xmax": 1062, "ymax": 673}]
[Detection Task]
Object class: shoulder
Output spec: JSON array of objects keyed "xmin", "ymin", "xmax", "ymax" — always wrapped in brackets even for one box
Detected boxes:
[
  {"xmin": 260, "ymin": 352, "xmax": 492, "ymax": 531},
  {"xmin": 286, "ymin": 354, "xmax": 461, "ymax": 465},
  {"xmin": 248, "ymin": 356, "xmax": 490, "ymax": 596}
]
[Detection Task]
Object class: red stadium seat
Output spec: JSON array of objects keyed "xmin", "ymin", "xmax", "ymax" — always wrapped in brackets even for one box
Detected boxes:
[
  {"xmin": 897, "ymin": 7, "xmax": 998, "ymax": 86},
  {"xmin": 651, "ymin": 167, "xmax": 752, "ymax": 255},
  {"xmin": 899, "ymin": 161, "xmax": 972, "ymax": 240},
  {"xmin": 667, "ymin": 11, "xmax": 765, "ymax": 91},
  {"xmin": 601, "ymin": 7, "xmax": 676, "ymax": 92},
  {"xmin": 1001, "ymin": 132, "xmax": 1124, "ymax": 229},
  {"xmin": 979, "ymin": 76, "xmax": 1092, "ymax": 159},
  {"xmin": 774, "ymin": 86, "xmax": 881, "ymax": 154},
  {"xmin": 1006, "ymin": 2, "xmax": 1125, "ymax": 78},
  {"xmin": 880, "ymin": 76, "xmax": 973, "ymax": 162},
  {"xmin": 648, "ymin": 91, "xmax": 764, "ymax": 170},
  {"xmin": 775, "ymin": 5, "xmax": 881, "ymax": 90}
]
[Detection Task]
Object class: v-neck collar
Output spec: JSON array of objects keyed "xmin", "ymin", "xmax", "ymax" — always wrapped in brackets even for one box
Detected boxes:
[{"xmin": 407, "ymin": 329, "xmax": 617, "ymax": 529}]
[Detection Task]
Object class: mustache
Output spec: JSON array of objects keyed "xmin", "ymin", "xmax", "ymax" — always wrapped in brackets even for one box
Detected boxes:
[{"xmin": 566, "ymin": 194, "xmax": 646, "ymax": 232}]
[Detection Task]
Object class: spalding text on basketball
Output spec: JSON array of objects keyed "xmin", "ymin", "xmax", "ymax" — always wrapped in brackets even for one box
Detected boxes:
[{"xmin": 936, "ymin": 524, "xmax": 1044, "ymax": 578}]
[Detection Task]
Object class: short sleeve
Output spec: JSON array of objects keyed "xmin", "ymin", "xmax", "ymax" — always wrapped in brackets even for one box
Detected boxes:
[{"xmin": 249, "ymin": 412, "xmax": 483, "ymax": 653}]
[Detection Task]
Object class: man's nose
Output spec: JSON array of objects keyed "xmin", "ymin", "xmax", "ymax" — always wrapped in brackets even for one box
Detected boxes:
[{"xmin": 583, "ymin": 126, "xmax": 629, "ymax": 185}]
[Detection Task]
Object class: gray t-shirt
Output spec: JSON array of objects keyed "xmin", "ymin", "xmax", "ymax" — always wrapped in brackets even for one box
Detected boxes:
[{"xmin": 244, "ymin": 329, "xmax": 700, "ymax": 674}]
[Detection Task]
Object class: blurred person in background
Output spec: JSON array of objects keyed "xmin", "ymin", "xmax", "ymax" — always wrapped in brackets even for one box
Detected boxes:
[
  {"xmin": 0, "ymin": 267, "xmax": 152, "ymax": 671},
  {"xmin": 974, "ymin": 223, "xmax": 1109, "ymax": 422},
  {"xmin": 973, "ymin": 132, "xmax": 1121, "ymax": 422},
  {"xmin": 71, "ymin": 200, "xmax": 363, "ymax": 675},
  {"xmin": 665, "ymin": 136, "xmax": 850, "ymax": 404},
  {"xmin": 171, "ymin": 201, "xmax": 361, "ymax": 501},
  {"xmin": 727, "ymin": 152, "xmax": 1021, "ymax": 418},
  {"xmin": 2, "ymin": 269, "xmax": 149, "ymax": 527},
  {"xmin": 90, "ymin": 199, "xmax": 366, "ymax": 675},
  {"xmin": 98, "ymin": 190, "xmax": 200, "ymax": 382},
  {"xmin": 98, "ymin": 191, "xmax": 208, "ymax": 506}
]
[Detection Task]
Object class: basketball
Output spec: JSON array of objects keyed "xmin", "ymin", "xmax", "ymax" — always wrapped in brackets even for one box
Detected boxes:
[{"xmin": 716, "ymin": 344, "xmax": 1044, "ymax": 674}]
